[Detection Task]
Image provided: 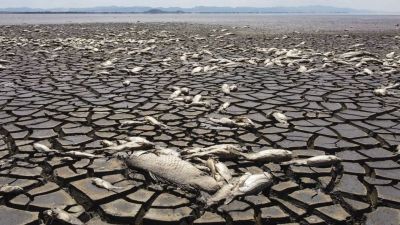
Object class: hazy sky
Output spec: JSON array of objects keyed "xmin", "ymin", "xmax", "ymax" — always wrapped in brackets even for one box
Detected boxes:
[{"xmin": 1, "ymin": 0, "xmax": 399, "ymax": 12}]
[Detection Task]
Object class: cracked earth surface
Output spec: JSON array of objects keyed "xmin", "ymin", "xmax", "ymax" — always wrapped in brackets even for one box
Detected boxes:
[{"xmin": 0, "ymin": 23, "xmax": 399, "ymax": 225}]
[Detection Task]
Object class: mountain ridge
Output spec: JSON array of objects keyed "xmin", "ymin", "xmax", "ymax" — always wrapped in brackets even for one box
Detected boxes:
[{"xmin": 0, "ymin": 5, "xmax": 370, "ymax": 13}]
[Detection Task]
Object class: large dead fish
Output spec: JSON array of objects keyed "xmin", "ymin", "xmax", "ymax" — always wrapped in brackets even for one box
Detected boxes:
[
  {"xmin": 206, "ymin": 183, "xmax": 235, "ymax": 206},
  {"xmin": 281, "ymin": 155, "xmax": 341, "ymax": 167},
  {"xmin": 240, "ymin": 149, "xmax": 292, "ymax": 162},
  {"xmin": 126, "ymin": 151, "xmax": 219, "ymax": 193},
  {"xmin": 43, "ymin": 208, "xmax": 83, "ymax": 225},
  {"xmin": 92, "ymin": 178, "xmax": 124, "ymax": 191}
]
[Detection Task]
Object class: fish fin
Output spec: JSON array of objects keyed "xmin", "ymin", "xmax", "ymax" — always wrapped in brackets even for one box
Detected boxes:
[{"xmin": 148, "ymin": 172, "xmax": 160, "ymax": 183}]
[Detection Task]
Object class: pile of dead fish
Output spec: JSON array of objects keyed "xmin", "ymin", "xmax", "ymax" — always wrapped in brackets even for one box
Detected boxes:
[{"xmin": 30, "ymin": 137, "xmax": 342, "ymax": 208}]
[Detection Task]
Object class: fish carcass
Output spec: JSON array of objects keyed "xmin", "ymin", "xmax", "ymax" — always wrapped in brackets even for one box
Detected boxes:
[
  {"xmin": 240, "ymin": 149, "xmax": 292, "ymax": 163},
  {"xmin": 92, "ymin": 178, "xmax": 124, "ymax": 191},
  {"xmin": 126, "ymin": 151, "xmax": 219, "ymax": 192},
  {"xmin": 282, "ymin": 155, "xmax": 341, "ymax": 167}
]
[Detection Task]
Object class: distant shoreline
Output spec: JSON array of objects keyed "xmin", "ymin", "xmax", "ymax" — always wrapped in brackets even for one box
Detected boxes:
[{"xmin": 0, "ymin": 12, "xmax": 388, "ymax": 15}]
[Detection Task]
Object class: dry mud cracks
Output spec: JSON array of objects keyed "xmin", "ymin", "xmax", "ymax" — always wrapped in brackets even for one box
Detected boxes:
[{"xmin": 0, "ymin": 23, "xmax": 399, "ymax": 225}]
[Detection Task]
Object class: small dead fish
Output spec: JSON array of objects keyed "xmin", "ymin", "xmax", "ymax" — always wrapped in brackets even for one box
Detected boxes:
[
  {"xmin": 43, "ymin": 208, "xmax": 83, "ymax": 225},
  {"xmin": 282, "ymin": 155, "xmax": 341, "ymax": 167},
  {"xmin": 210, "ymin": 116, "xmax": 254, "ymax": 128},
  {"xmin": 33, "ymin": 143, "xmax": 57, "ymax": 153},
  {"xmin": 64, "ymin": 151, "xmax": 102, "ymax": 159},
  {"xmin": 218, "ymin": 102, "xmax": 230, "ymax": 112},
  {"xmin": 191, "ymin": 67, "xmax": 203, "ymax": 74},
  {"xmin": 357, "ymin": 68, "xmax": 373, "ymax": 76},
  {"xmin": 131, "ymin": 66, "xmax": 144, "ymax": 73},
  {"xmin": 386, "ymin": 52, "xmax": 395, "ymax": 59},
  {"xmin": 268, "ymin": 111, "xmax": 289, "ymax": 125},
  {"xmin": 0, "ymin": 185, "xmax": 24, "ymax": 194},
  {"xmin": 145, "ymin": 116, "xmax": 170, "ymax": 129},
  {"xmin": 169, "ymin": 89, "xmax": 182, "ymax": 100},
  {"xmin": 106, "ymin": 137, "xmax": 154, "ymax": 151},
  {"xmin": 221, "ymin": 84, "xmax": 230, "ymax": 94},
  {"xmin": 297, "ymin": 65, "xmax": 307, "ymax": 73},
  {"xmin": 192, "ymin": 94, "xmax": 202, "ymax": 103},
  {"xmin": 120, "ymin": 120, "xmax": 145, "ymax": 127},
  {"xmin": 92, "ymin": 178, "xmax": 124, "ymax": 191},
  {"xmin": 233, "ymin": 116, "xmax": 255, "ymax": 128},
  {"xmin": 241, "ymin": 149, "xmax": 292, "ymax": 162},
  {"xmin": 100, "ymin": 140, "xmax": 116, "ymax": 147},
  {"xmin": 215, "ymin": 161, "xmax": 232, "ymax": 182},
  {"xmin": 206, "ymin": 158, "xmax": 217, "ymax": 179},
  {"xmin": 172, "ymin": 96, "xmax": 193, "ymax": 103},
  {"xmin": 122, "ymin": 80, "xmax": 131, "ymax": 87},
  {"xmin": 229, "ymin": 84, "xmax": 238, "ymax": 92}
]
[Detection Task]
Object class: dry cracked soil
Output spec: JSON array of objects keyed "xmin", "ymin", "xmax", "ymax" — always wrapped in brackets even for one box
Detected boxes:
[{"xmin": 0, "ymin": 23, "xmax": 399, "ymax": 225}]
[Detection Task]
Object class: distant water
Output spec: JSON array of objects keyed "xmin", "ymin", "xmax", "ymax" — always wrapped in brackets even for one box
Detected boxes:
[{"xmin": 1, "ymin": 13, "xmax": 400, "ymax": 32}]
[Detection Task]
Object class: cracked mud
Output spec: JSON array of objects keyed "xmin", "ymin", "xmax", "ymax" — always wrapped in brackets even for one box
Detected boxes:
[{"xmin": 0, "ymin": 23, "xmax": 400, "ymax": 225}]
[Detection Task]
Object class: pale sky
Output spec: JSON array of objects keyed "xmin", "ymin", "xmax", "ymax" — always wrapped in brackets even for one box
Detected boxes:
[{"xmin": 1, "ymin": 0, "xmax": 399, "ymax": 12}]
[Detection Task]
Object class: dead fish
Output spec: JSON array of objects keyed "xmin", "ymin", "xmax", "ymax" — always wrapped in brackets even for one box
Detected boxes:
[
  {"xmin": 172, "ymin": 96, "xmax": 193, "ymax": 103},
  {"xmin": 191, "ymin": 67, "xmax": 203, "ymax": 74},
  {"xmin": 105, "ymin": 137, "xmax": 154, "ymax": 151},
  {"xmin": 268, "ymin": 111, "xmax": 289, "ymax": 125},
  {"xmin": 386, "ymin": 52, "xmax": 395, "ymax": 59},
  {"xmin": 240, "ymin": 149, "xmax": 292, "ymax": 162},
  {"xmin": 215, "ymin": 161, "xmax": 232, "ymax": 182},
  {"xmin": 373, "ymin": 83, "xmax": 400, "ymax": 96},
  {"xmin": 145, "ymin": 116, "xmax": 170, "ymax": 129},
  {"xmin": 298, "ymin": 65, "xmax": 308, "ymax": 73},
  {"xmin": 0, "ymin": 185, "xmax": 24, "ymax": 194},
  {"xmin": 281, "ymin": 155, "xmax": 341, "ymax": 167},
  {"xmin": 33, "ymin": 143, "xmax": 57, "ymax": 153},
  {"xmin": 120, "ymin": 120, "xmax": 146, "ymax": 127},
  {"xmin": 192, "ymin": 94, "xmax": 202, "ymax": 103},
  {"xmin": 169, "ymin": 89, "xmax": 182, "ymax": 100},
  {"xmin": 122, "ymin": 80, "xmax": 131, "ymax": 87},
  {"xmin": 64, "ymin": 151, "xmax": 102, "ymax": 159},
  {"xmin": 210, "ymin": 116, "xmax": 255, "ymax": 128},
  {"xmin": 126, "ymin": 152, "xmax": 219, "ymax": 192},
  {"xmin": 221, "ymin": 84, "xmax": 230, "ymax": 94},
  {"xmin": 233, "ymin": 116, "xmax": 255, "ymax": 128},
  {"xmin": 190, "ymin": 101, "xmax": 211, "ymax": 108},
  {"xmin": 100, "ymin": 140, "xmax": 116, "ymax": 147},
  {"xmin": 43, "ymin": 208, "xmax": 83, "ymax": 225},
  {"xmin": 226, "ymin": 172, "xmax": 273, "ymax": 204},
  {"xmin": 131, "ymin": 66, "xmax": 144, "ymax": 73},
  {"xmin": 92, "ymin": 178, "xmax": 124, "ymax": 191},
  {"xmin": 218, "ymin": 102, "xmax": 230, "ymax": 112},
  {"xmin": 357, "ymin": 68, "xmax": 373, "ymax": 76},
  {"xmin": 182, "ymin": 144, "xmax": 242, "ymax": 159},
  {"xmin": 229, "ymin": 84, "xmax": 238, "ymax": 92},
  {"xmin": 340, "ymin": 51, "xmax": 373, "ymax": 59}
]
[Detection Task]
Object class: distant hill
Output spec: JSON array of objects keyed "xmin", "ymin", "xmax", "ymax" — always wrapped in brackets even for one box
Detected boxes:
[{"xmin": 0, "ymin": 5, "xmax": 368, "ymax": 14}]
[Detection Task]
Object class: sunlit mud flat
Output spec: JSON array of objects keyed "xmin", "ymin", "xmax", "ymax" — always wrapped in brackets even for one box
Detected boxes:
[{"xmin": 0, "ymin": 23, "xmax": 399, "ymax": 225}]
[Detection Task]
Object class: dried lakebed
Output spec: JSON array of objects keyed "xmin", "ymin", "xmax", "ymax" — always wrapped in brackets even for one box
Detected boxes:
[{"xmin": 0, "ymin": 23, "xmax": 400, "ymax": 225}]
